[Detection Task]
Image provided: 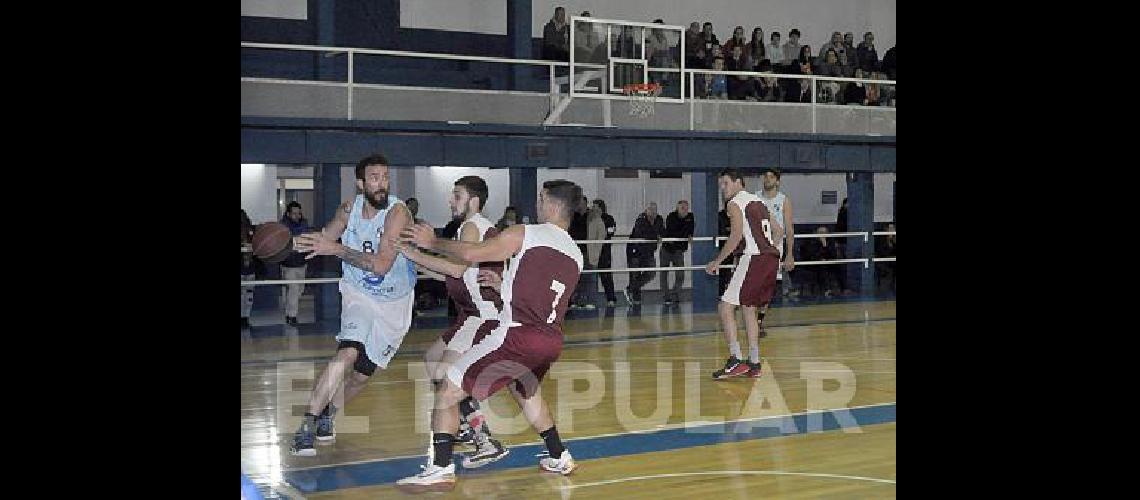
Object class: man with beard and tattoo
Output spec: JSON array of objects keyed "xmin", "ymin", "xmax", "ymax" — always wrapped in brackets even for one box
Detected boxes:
[{"xmin": 286, "ymin": 154, "xmax": 419, "ymax": 456}]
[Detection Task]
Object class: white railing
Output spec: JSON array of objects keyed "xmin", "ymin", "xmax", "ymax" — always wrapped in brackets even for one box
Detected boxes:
[
  {"xmin": 241, "ymin": 231, "xmax": 894, "ymax": 285},
  {"xmin": 242, "ymin": 42, "xmax": 895, "ymax": 133}
]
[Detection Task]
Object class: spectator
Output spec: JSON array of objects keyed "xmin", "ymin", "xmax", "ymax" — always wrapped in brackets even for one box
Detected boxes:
[
  {"xmin": 574, "ymin": 11, "xmax": 603, "ymax": 63},
  {"xmin": 569, "ymin": 196, "xmax": 595, "ymax": 310},
  {"xmin": 716, "ymin": 200, "xmax": 735, "ymax": 296},
  {"xmin": 856, "ymin": 32, "xmax": 879, "ymax": 72},
  {"xmin": 723, "ymin": 25, "xmax": 748, "ymax": 55},
  {"xmin": 817, "ymin": 49, "xmax": 843, "ymax": 103},
  {"xmin": 405, "ymin": 197, "xmax": 424, "ymax": 224},
  {"xmin": 784, "ymin": 61, "xmax": 813, "ymax": 103},
  {"xmin": 871, "ymin": 72, "xmax": 889, "ymax": 106},
  {"xmin": 836, "ymin": 50, "xmax": 855, "ymax": 77},
  {"xmin": 593, "ymin": 199, "xmax": 618, "ymax": 307},
  {"xmin": 241, "ymin": 209, "xmax": 255, "ymax": 330},
  {"xmin": 660, "ymin": 200, "xmax": 695, "ymax": 305},
  {"xmin": 881, "ymin": 45, "xmax": 896, "ymax": 80},
  {"xmin": 726, "ymin": 45, "xmax": 753, "ymax": 100},
  {"xmin": 783, "ymin": 29, "xmax": 803, "ymax": 67},
  {"xmin": 818, "ymin": 31, "xmax": 847, "ymax": 65},
  {"xmin": 685, "ymin": 22, "xmax": 706, "ymax": 69},
  {"xmin": 796, "ymin": 44, "xmax": 814, "ymax": 65},
  {"xmin": 844, "ymin": 32, "xmax": 856, "ymax": 58},
  {"xmin": 701, "ymin": 22, "xmax": 720, "ymax": 54},
  {"xmin": 279, "ymin": 201, "xmax": 310, "ymax": 326},
  {"xmin": 801, "ymin": 227, "xmax": 840, "ymax": 297},
  {"xmin": 624, "ymin": 202, "xmax": 663, "ymax": 306},
  {"xmin": 440, "ymin": 216, "xmax": 463, "ymax": 239},
  {"xmin": 760, "ymin": 73, "xmax": 783, "ymax": 102},
  {"xmin": 647, "ymin": 19, "xmax": 679, "ymax": 91},
  {"xmin": 542, "ymin": 6, "xmax": 570, "ymax": 61},
  {"xmin": 845, "ymin": 68, "xmax": 868, "ymax": 105},
  {"xmin": 705, "ymin": 56, "xmax": 728, "ymax": 99},
  {"xmin": 835, "ymin": 197, "xmax": 850, "ymax": 293},
  {"xmin": 745, "ymin": 27, "xmax": 768, "ymax": 69},
  {"xmin": 581, "ymin": 198, "xmax": 607, "ymax": 307},
  {"xmin": 704, "ymin": 43, "xmax": 724, "ymax": 70},
  {"xmin": 768, "ymin": 31, "xmax": 785, "ymax": 67},
  {"xmin": 876, "ymin": 222, "xmax": 896, "ymax": 293},
  {"xmin": 495, "ymin": 206, "xmax": 520, "ymax": 230}
]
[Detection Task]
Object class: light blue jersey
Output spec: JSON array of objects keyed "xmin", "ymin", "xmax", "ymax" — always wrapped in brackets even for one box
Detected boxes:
[{"xmin": 340, "ymin": 194, "xmax": 417, "ymax": 301}]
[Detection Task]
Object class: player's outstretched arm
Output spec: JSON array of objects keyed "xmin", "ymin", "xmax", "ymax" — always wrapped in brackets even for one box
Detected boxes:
[{"xmin": 402, "ymin": 223, "xmax": 524, "ymax": 264}]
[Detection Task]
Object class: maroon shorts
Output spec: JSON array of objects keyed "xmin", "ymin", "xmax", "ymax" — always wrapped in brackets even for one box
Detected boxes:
[
  {"xmin": 721, "ymin": 253, "xmax": 779, "ymax": 307},
  {"xmin": 439, "ymin": 312, "xmax": 499, "ymax": 353},
  {"xmin": 446, "ymin": 324, "xmax": 563, "ymax": 400}
]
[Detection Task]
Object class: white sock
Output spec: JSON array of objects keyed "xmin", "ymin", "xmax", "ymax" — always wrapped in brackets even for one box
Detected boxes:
[
  {"xmin": 749, "ymin": 344, "xmax": 760, "ymax": 364},
  {"xmin": 729, "ymin": 340, "xmax": 742, "ymax": 359}
]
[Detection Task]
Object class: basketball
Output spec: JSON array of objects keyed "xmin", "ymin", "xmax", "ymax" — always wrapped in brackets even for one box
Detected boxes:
[{"xmin": 252, "ymin": 222, "xmax": 292, "ymax": 262}]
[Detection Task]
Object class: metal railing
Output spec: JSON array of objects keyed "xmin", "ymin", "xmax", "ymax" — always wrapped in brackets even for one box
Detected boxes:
[{"xmin": 241, "ymin": 42, "xmax": 895, "ymax": 133}]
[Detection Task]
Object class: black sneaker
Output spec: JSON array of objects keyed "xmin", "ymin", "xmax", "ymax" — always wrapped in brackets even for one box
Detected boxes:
[{"xmin": 712, "ymin": 356, "xmax": 748, "ymax": 380}]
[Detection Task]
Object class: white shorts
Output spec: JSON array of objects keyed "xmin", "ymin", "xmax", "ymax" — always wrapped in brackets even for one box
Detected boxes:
[{"xmin": 335, "ymin": 283, "xmax": 414, "ymax": 370}]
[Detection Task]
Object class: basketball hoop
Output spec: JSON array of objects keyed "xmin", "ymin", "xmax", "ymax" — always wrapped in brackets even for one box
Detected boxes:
[{"xmin": 623, "ymin": 83, "xmax": 662, "ymax": 118}]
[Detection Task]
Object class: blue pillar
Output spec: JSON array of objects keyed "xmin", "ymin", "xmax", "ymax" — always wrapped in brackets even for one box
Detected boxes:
[
  {"xmin": 314, "ymin": 164, "xmax": 342, "ymax": 322},
  {"xmin": 510, "ymin": 168, "xmax": 538, "ymax": 223},
  {"xmin": 506, "ymin": 0, "xmax": 532, "ymax": 90},
  {"xmin": 314, "ymin": 0, "xmax": 336, "ymax": 80},
  {"xmin": 691, "ymin": 171, "xmax": 720, "ymax": 313},
  {"xmin": 846, "ymin": 172, "xmax": 874, "ymax": 297}
]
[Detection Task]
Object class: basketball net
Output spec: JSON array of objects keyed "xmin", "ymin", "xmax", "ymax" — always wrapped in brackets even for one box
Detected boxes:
[{"xmin": 623, "ymin": 83, "xmax": 661, "ymax": 118}]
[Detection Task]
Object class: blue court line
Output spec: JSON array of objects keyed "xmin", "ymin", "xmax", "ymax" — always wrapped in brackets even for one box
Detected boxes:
[
  {"xmin": 283, "ymin": 402, "xmax": 896, "ymax": 493},
  {"xmin": 240, "ymin": 316, "xmax": 896, "ymax": 366}
]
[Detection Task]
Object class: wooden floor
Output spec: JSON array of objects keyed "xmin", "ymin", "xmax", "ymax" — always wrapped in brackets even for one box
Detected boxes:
[{"xmin": 241, "ymin": 300, "xmax": 896, "ymax": 498}]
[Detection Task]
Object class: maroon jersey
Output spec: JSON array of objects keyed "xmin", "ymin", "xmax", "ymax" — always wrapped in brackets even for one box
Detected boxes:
[
  {"xmin": 444, "ymin": 214, "xmax": 504, "ymax": 318},
  {"xmin": 499, "ymin": 223, "xmax": 583, "ymax": 330},
  {"xmin": 729, "ymin": 190, "xmax": 781, "ymax": 258}
]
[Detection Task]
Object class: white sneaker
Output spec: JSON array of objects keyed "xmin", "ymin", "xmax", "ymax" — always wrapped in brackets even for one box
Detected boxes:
[
  {"xmin": 539, "ymin": 450, "xmax": 578, "ymax": 476},
  {"xmin": 395, "ymin": 463, "xmax": 456, "ymax": 493}
]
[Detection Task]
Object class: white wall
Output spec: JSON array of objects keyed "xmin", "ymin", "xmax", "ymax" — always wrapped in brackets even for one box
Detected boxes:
[
  {"xmin": 241, "ymin": 164, "xmax": 279, "ymax": 225},
  {"xmin": 743, "ymin": 172, "xmax": 895, "ymax": 224},
  {"xmin": 400, "ymin": 0, "xmax": 896, "ymax": 53},
  {"xmin": 413, "ymin": 167, "xmax": 512, "ymax": 227},
  {"xmin": 401, "ymin": 0, "xmax": 508, "ymax": 35},
  {"xmin": 241, "ymin": 0, "xmax": 307, "ymax": 20}
]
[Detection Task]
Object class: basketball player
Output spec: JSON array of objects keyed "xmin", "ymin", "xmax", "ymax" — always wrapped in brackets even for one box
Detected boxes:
[
  {"xmin": 757, "ymin": 167, "xmax": 795, "ymax": 335},
  {"xmin": 395, "ymin": 180, "xmax": 584, "ymax": 492},
  {"xmin": 286, "ymin": 154, "xmax": 418, "ymax": 456},
  {"xmin": 705, "ymin": 168, "xmax": 783, "ymax": 379},
  {"xmin": 395, "ymin": 175, "xmax": 509, "ymax": 468}
]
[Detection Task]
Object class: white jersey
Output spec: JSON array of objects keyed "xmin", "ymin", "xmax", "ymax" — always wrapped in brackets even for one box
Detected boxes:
[{"xmin": 757, "ymin": 190, "xmax": 789, "ymax": 279}]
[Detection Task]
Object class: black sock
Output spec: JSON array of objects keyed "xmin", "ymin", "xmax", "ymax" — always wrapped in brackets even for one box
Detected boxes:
[
  {"xmin": 539, "ymin": 426, "xmax": 566, "ymax": 458},
  {"xmin": 432, "ymin": 433, "xmax": 455, "ymax": 467}
]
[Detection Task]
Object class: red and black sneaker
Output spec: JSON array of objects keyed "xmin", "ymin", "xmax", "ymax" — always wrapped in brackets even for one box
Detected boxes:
[
  {"xmin": 713, "ymin": 356, "xmax": 751, "ymax": 380},
  {"xmin": 745, "ymin": 361, "xmax": 762, "ymax": 378}
]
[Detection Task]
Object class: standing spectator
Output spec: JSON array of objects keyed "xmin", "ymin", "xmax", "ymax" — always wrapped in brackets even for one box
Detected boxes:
[
  {"xmin": 280, "ymin": 201, "xmax": 310, "ymax": 326},
  {"xmin": 716, "ymin": 200, "xmax": 735, "ymax": 296},
  {"xmin": 701, "ymin": 22, "xmax": 720, "ymax": 55},
  {"xmin": 569, "ymin": 196, "xmax": 594, "ymax": 310},
  {"xmin": 745, "ymin": 27, "xmax": 768, "ymax": 68},
  {"xmin": 836, "ymin": 50, "xmax": 855, "ymax": 77},
  {"xmin": 818, "ymin": 32, "xmax": 847, "ymax": 65},
  {"xmin": 623, "ymin": 202, "xmax": 664, "ymax": 306},
  {"xmin": 783, "ymin": 29, "xmax": 803, "ymax": 67},
  {"xmin": 647, "ymin": 19, "xmax": 679, "ymax": 91},
  {"xmin": 835, "ymin": 197, "xmax": 850, "ymax": 293},
  {"xmin": 580, "ymin": 199, "xmax": 607, "ymax": 308},
  {"xmin": 856, "ymin": 32, "xmax": 879, "ymax": 72},
  {"xmin": 817, "ymin": 49, "xmax": 843, "ymax": 103},
  {"xmin": 723, "ymin": 26, "xmax": 748, "ymax": 55},
  {"xmin": 870, "ymin": 72, "xmax": 888, "ymax": 106},
  {"xmin": 241, "ymin": 209, "xmax": 255, "ymax": 330},
  {"xmin": 543, "ymin": 7, "xmax": 570, "ymax": 62},
  {"xmin": 881, "ymin": 45, "xmax": 896, "ymax": 80},
  {"xmin": 593, "ymin": 199, "xmax": 618, "ymax": 307},
  {"xmin": 784, "ymin": 61, "xmax": 814, "ymax": 103},
  {"xmin": 495, "ymin": 205, "xmax": 520, "ymax": 230},
  {"xmin": 685, "ymin": 22, "xmax": 706, "ymax": 69},
  {"xmin": 844, "ymin": 32, "xmax": 856, "ymax": 58},
  {"xmin": 406, "ymin": 197, "xmax": 425, "ymax": 224},
  {"xmin": 768, "ymin": 31, "xmax": 785, "ymax": 67},
  {"xmin": 660, "ymin": 200, "xmax": 695, "ymax": 305},
  {"xmin": 876, "ymin": 222, "xmax": 896, "ymax": 293},
  {"xmin": 801, "ymin": 226, "xmax": 839, "ymax": 297}
]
